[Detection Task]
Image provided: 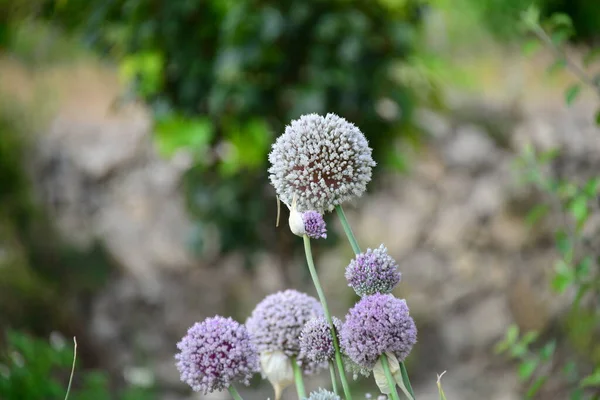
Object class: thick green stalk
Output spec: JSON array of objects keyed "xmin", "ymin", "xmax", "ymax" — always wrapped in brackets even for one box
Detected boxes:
[
  {"xmin": 303, "ymin": 235, "xmax": 353, "ymax": 400},
  {"xmin": 380, "ymin": 353, "xmax": 401, "ymax": 400},
  {"xmin": 329, "ymin": 361, "xmax": 340, "ymax": 396},
  {"xmin": 335, "ymin": 204, "xmax": 416, "ymax": 399},
  {"xmin": 292, "ymin": 357, "xmax": 306, "ymax": 399},
  {"xmin": 228, "ymin": 385, "xmax": 244, "ymax": 400}
]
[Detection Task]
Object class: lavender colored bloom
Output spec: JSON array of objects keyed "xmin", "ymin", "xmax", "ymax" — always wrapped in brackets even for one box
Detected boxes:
[
  {"xmin": 175, "ymin": 316, "xmax": 259, "ymax": 394},
  {"xmin": 340, "ymin": 294, "xmax": 417, "ymax": 370},
  {"xmin": 268, "ymin": 113, "xmax": 376, "ymax": 213},
  {"xmin": 246, "ymin": 290, "xmax": 323, "ymax": 358},
  {"xmin": 302, "ymin": 211, "xmax": 327, "ymax": 239},
  {"xmin": 345, "ymin": 245, "xmax": 401, "ymax": 297},
  {"xmin": 299, "ymin": 316, "xmax": 341, "ymax": 365},
  {"xmin": 306, "ymin": 388, "xmax": 341, "ymax": 400}
]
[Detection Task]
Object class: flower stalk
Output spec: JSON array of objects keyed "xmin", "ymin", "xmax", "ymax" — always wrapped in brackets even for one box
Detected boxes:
[
  {"xmin": 291, "ymin": 357, "xmax": 306, "ymax": 399},
  {"xmin": 335, "ymin": 205, "xmax": 416, "ymax": 399},
  {"xmin": 228, "ymin": 385, "xmax": 244, "ymax": 400},
  {"xmin": 329, "ymin": 361, "xmax": 340, "ymax": 396},
  {"xmin": 380, "ymin": 353, "xmax": 401, "ymax": 400},
  {"xmin": 303, "ymin": 235, "xmax": 353, "ymax": 400}
]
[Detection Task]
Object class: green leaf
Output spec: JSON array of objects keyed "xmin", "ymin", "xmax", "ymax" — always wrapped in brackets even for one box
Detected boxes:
[
  {"xmin": 547, "ymin": 59, "xmax": 567, "ymax": 75},
  {"xmin": 575, "ymin": 256, "xmax": 592, "ymax": 280},
  {"xmin": 521, "ymin": 5, "xmax": 540, "ymax": 30},
  {"xmin": 522, "ymin": 39, "xmax": 541, "ymax": 57},
  {"xmin": 520, "ymin": 331, "xmax": 539, "ymax": 347},
  {"xmin": 568, "ymin": 195, "xmax": 588, "ymax": 230},
  {"xmin": 518, "ymin": 358, "xmax": 539, "ymax": 381},
  {"xmin": 526, "ymin": 375, "xmax": 548, "ymax": 398},
  {"xmin": 548, "ymin": 13, "xmax": 573, "ymax": 29},
  {"xmin": 540, "ymin": 340, "xmax": 556, "ymax": 360},
  {"xmin": 555, "ymin": 231, "xmax": 572, "ymax": 259},
  {"xmin": 526, "ymin": 204, "xmax": 549, "ymax": 226},
  {"xmin": 583, "ymin": 48, "xmax": 600, "ymax": 67},
  {"xmin": 565, "ymin": 84, "xmax": 581, "ymax": 106},
  {"xmin": 154, "ymin": 115, "xmax": 213, "ymax": 158},
  {"xmin": 581, "ymin": 368, "xmax": 600, "ymax": 387},
  {"xmin": 552, "ymin": 263, "xmax": 572, "ymax": 293},
  {"xmin": 583, "ymin": 177, "xmax": 599, "ymax": 197},
  {"xmin": 595, "ymin": 109, "xmax": 600, "ymax": 126}
]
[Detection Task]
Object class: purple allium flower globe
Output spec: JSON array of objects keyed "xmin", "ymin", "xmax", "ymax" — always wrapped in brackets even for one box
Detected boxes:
[
  {"xmin": 246, "ymin": 289, "xmax": 323, "ymax": 359},
  {"xmin": 299, "ymin": 316, "xmax": 341, "ymax": 365},
  {"xmin": 302, "ymin": 211, "xmax": 327, "ymax": 239},
  {"xmin": 175, "ymin": 316, "xmax": 259, "ymax": 394},
  {"xmin": 306, "ymin": 388, "xmax": 341, "ymax": 400},
  {"xmin": 340, "ymin": 294, "xmax": 417, "ymax": 370},
  {"xmin": 268, "ymin": 113, "xmax": 376, "ymax": 213},
  {"xmin": 345, "ymin": 244, "xmax": 401, "ymax": 297}
]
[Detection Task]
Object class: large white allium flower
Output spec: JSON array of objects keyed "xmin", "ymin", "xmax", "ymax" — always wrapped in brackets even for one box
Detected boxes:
[{"xmin": 268, "ymin": 113, "xmax": 376, "ymax": 213}]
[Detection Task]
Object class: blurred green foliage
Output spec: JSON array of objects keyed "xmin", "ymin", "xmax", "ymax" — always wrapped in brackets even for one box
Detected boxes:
[
  {"xmin": 34, "ymin": 0, "xmax": 429, "ymax": 258},
  {"xmin": 0, "ymin": 331, "xmax": 154, "ymax": 400},
  {"xmin": 497, "ymin": 10, "xmax": 600, "ymax": 398}
]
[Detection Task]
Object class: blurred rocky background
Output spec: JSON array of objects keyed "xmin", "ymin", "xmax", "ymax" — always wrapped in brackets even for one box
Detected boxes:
[{"xmin": 1, "ymin": 0, "xmax": 599, "ymax": 399}]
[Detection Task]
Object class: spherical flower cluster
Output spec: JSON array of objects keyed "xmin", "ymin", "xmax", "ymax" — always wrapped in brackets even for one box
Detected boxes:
[
  {"xmin": 268, "ymin": 113, "xmax": 376, "ymax": 213},
  {"xmin": 302, "ymin": 211, "xmax": 327, "ymax": 239},
  {"xmin": 345, "ymin": 245, "xmax": 401, "ymax": 297},
  {"xmin": 246, "ymin": 290, "xmax": 323, "ymax": 358},
  {"xmin": 306, "ymin": 388, "xmax": 341, "ymax": 400},
  {"xmin": 340, "ymin": 294, "xmax": 417, "ymax": 370},
  {"xmin": 299, "ymin": 316, "xmax": 341, "ymax": 365},
  {"xmin": 175, "ymin": 316, "xmax": 259, "ymax": 394}
]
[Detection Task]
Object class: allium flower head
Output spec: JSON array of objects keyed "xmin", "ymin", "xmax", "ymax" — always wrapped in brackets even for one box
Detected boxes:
[
  {"xmin": 299, "ymin": 316, "xmax": 341, "ymax": 365},
  {"xmin": 268, "ymin": 113, "xmax": 376, "ymax": 213},
  {"xmin": 246, "ymin": 289, "xmax": 323, "ymax": 357},
  {"xmin": 340, "ymin": 294, "xmax": 417, "ymax": 370},
  {"xmin": 175, "ymin": 316, "xmax": 259, "ymax": 394},
  {"xmin": 306, "ymin": 388, "xmax": 341, "ymax": 400},
  {"xmin": 302, "ymin": 211, "xmax": 327, "ymax": 239},
  {"xmin": 345, "ymin": 245, "xmax": 401, "ymax": 297}
]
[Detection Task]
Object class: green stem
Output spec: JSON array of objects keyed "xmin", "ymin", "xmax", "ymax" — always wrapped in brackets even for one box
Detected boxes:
[
  {"xmin": 335, "ymin": 205, "xmax": 361, "ymax": 254},
  {"xmin": 335, "ymin": 204, "xmax": 416, "ymax": 399},
  {"xmin": 399, "ymin": 362, "xmax": 414, "ymax": 398},
  {"xmin": 228, "ymin": 385, "xmax": 244, "ymax": 400},
  {"xmin": 303, "ymin": 235, "xmax": 353, "ymax": 400},
  {"xmin": 329, "ymin": 361, "xmax": 340, "ymax": 396},
  {"xmin": 292, "ymin": 357, "xmax": 306, "ymax": 399},
  {"xmin": 381, "ymin": 353, "xmax": 401, "ymax": 400}
]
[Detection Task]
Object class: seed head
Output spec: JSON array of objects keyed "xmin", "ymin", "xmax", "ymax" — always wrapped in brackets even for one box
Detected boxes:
[
  {"xmin": 345, "ymin": 245, "xmax": 401, "ymax": 297},
  {"xmin": 340, "ymin": 294, "xmax": 417, "ymax": 370},
  {"xmin": 175, "ymin": 316, "xmax": 259, "ymax": 394},
  {"xmin": 268, "ymin": 113, "xmax": 376, "ymax": 213}
]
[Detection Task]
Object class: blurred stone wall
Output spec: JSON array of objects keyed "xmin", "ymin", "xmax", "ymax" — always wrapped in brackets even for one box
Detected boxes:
[{"xmin": 2, "ymin": 57, "xmax": 599, "ymax": 399}]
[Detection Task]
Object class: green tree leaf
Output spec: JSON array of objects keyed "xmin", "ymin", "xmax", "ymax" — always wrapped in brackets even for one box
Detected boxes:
[
  {"xmin": 581, "ymin": 368, "xmax": 600, "ymax": 387},
  {"xmin": 565, "ymin": 84, "xmax": 581, "ymax": 106},
  {"xmin": 518, "ymin": 358, "xmax": 539, "ymax": 381}
]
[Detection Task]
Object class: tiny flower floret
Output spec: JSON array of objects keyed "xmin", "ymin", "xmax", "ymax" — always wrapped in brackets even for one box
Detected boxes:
[
  {"xmin": 340, "ymin": 294, "xmax": 417, "ymax": 370},
  {"xmin": 268, "ymin": 113, "xmax": 376, "ymax": 213},
  {"xmin": 306, "ymin": 388, "xmax": 341, "ymax": 400},
  {"xmin": 299, "ymin": 316, "xmax": 341, "ymax": 365},
  {"xmin": 345, "ymin": 245, "xmax": 401, "ymax": 297},
  {"xmin": 302, "ymin": 211, "xmax": 327, "ymax": 239},
  {"xmin": 246, "ymin": 290, "xmax": 323, "ymax": 358},
  {"xmin": 175, "ymin": 316, "xmax": 259, "ymax": 394}
]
